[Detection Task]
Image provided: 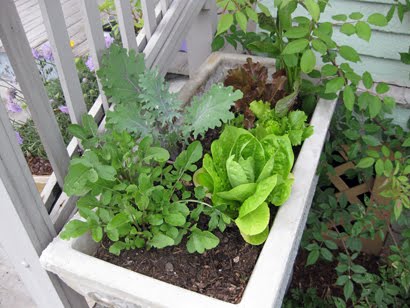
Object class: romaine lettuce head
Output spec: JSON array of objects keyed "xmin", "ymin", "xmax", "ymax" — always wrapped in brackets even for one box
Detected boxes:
[{"xmin": 194, "ymin": 125, "xmax": 296, "ymax": 245}]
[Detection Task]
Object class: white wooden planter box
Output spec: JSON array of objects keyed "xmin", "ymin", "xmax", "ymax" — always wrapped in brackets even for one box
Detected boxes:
[{"xmin": 40, "ymin": 53, "xmax": 337, "ymax": 308}]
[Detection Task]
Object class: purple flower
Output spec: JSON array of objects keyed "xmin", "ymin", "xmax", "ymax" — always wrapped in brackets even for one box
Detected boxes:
[
  {"xmin": 15, "ymin": 131, "xmax": 23, "ymax": 145},
  {"xmin": 41, "ymin": 42, "xmax": 53, "ymax": 61},
  {"xmin": 104, "ymin": 32, "xmax": 114, "ymax": 48},
  {"xmin": 180, "ymin": 40, "xmax": 188, "ymax": 53},
  {"xmin": 32, "ymin": 48, "xmax": 40, "ymax": 60},
  {"xmin": 58, "ymin": 105, "xmax": 69, "ymax": 114},
  {"xmin": 6, "ymin": 88, "xmax": 22, "ymax": 113},
  {"xmin": 85, "ymin": 56, "xmax": 95, "ymax": 72},
  {"xmin": 7, "ymin": 102, "xmax": 22, "ymax": 113}
]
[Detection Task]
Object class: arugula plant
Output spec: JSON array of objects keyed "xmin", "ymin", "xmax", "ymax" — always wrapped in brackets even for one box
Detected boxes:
[
  {"xmin": 97, "ymin": 44, "xmax": 242, "ymax": 155},
  {"xmin": 214, "ymin": 0, "xmax": 397, "ymax": 119},
  {"xmin": 61, "ymin": 114, "xmax": 220, "ymax": 255},
  {"xmin": 195, "ymin": 124, "xmax": 295, "ymax": 244}
]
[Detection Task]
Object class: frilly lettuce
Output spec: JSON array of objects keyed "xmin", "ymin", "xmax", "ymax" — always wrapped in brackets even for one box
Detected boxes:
[{"xmin": 250, "ymin": 100, "xmax": 313, "ymax": 146}]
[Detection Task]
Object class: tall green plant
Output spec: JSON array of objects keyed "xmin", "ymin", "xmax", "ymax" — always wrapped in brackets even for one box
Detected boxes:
[{"xmin": 214, "ymin": 0, "xmax": 397, "ymax": 118}]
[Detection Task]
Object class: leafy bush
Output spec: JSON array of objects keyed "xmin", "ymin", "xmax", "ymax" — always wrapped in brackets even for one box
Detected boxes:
[
  {"xmin": 61, "ymin": 115, "xmax": 220, "ymax": 255},
  {"xmin": 99, "ymin": 0, "xmax": 144, "ymax": 40},
  {"xmin": 213, "ymin": 0, "xmax": 400, "ymax": 119},
  {"xmin": 285, "ymin": 102, "xmax": 410, "ymax": 307}
]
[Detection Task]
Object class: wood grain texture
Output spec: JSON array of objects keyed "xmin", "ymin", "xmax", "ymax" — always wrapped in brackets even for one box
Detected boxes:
[
  {"xmin": 141, "ymin": 0, "xmax": 158, "ymax": 40},
  {"xmin": 79, "ymin": 0, "xmax": 109, "ymax": 110},
  {"xmin": 187, "ymin": 0, "xmax": 216, "ymax": 76},
  {"xmin": 0, "ymin": 36, "xmax": 86, "ymax": 306},
  {"xmin": 0, "ymin": 0, "xmax": 70, "ymax": 186},
  {"xmin": 38, "ymin": 0, "xmax": 87, "ymax": 124},
  {"xmin": 114, "ymin": 0, "xmax": 139, "ymax": 52},
  {"xmin": 0, "ymin": 0, "xmax": 99, "ymax": 57}
]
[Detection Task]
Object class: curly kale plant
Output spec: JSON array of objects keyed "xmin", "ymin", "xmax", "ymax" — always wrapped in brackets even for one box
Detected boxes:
[
  {"xmin": 97, "ymin": 44, "xmax": 243, "ymax": 152},
  {"xmin": 61, "ymin": 115, "xmax": 220, "ymax": 255}
]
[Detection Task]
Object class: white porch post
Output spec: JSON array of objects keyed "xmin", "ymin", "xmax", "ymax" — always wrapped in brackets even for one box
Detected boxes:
[
  {"xmin": 186, "ymin": 0, "xmax": 217, "ymax": 76},
  {"xmin": 0, "ymin": 100, "xmax": 87, "ymax": 307}
]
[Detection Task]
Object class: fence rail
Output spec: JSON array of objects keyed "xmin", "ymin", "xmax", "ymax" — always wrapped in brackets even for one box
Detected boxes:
[{"xmin": 0, "ymin": 0, "xmax": 216, "ymax": 306}]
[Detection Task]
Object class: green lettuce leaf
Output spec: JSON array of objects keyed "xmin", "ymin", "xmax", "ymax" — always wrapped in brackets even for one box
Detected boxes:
[
  {"xmin": 241, "ymin": 226, "xmax": 269, "ymax": 245},
  {"xmin": 217, "ymin": 183, "xmax": 257, "ymax": 203},
  {"xmin": 261, "ymin": 134, "xmax": 294, "ymax": 177},
  {"xmin": 269, "ymin": 174, "xmax": 295, "ymax": 205},
  {"xmin": 239, "ymin": 174, "xmax": 277, "ymax": 217},
  {"xmin": 236, "ymin": 202, "xmax": 270, "ymax": 236}
]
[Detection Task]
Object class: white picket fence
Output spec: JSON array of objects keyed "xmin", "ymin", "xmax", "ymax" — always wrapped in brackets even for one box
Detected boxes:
[{"xmin": 0, "ymin": 0, "xmax": 216, "ymax": 307}]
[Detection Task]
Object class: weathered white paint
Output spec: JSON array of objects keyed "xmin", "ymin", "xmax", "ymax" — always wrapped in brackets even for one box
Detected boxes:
[
  {"xmin": 37, "ymin": 0, "xmax": 87, "ymax": 125},
  {"xmin": 0, "ymin": 0, "xmax": 94, "ymax": 57},
  {"xmin": 141, "ymin": 0, "xmax": 157, "ymax": 40},
  {"xmin": 0, "ymin": 93, "xmax": 87, "ymax": 308},
  {"xmin": 135, "ymin": 2, "xmax": 163, "ymax": 52},
  {"xmin": 147, "ymin": 0, "xmax": 207, "ymax": 75},
  {"xmin": 0, "ymin": 0, "xmax": 69, "ymax": 186},
  {"xmin": 143, "ymin": 0, "xmax": 187, "ymax": 68},
  {"xmin": 186, "ymin": 0, "xmax": 217, "ymax": 76},
  {"xmin": 260, "ymin": 0, "xmax": 410, "ymax": 86},
  {"xmin": 160, "ymin": 0, "xmax": 171, "ymax": 15},
  {"xmin": 114, "ymin": 0, "xmax": 139, "ymax": 52},
  {"xmin": 40, "ymin": 53, "xmax": 338, "ymax": 308},
  {"xmin": 79, "ymin": 0, "xmax": 109, "ymax": 110}
]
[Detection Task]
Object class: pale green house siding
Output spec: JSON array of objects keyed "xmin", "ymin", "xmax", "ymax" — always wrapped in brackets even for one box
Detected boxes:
[{"xmin": 261, "ymin": 0, "xmax": 410, "ymax": 87}]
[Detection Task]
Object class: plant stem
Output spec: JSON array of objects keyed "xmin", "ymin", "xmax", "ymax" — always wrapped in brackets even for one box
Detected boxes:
[{"xmin": 175, "ymin": 199, "xmax": 213, "ymax": 208}]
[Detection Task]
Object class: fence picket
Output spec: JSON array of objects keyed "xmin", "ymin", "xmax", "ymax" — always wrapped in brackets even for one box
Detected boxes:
[
  {"xmin": 136, "ymin": 2, "xmax": 163, "ymax": 52},
  {"xmin": 160, "ymin": 0, "xmax": 171, "ymax": 15},
  {"xmin": 0, "ymin": 0, "xmax": 70, "ymax": 187},
  {"xmin": 79, "ymin": 0, "xmax": 109, "ymax": 110},
  {"xmin": 37, "ymin": 0, "xmax": 87, "ymax": 124},
  {"xmin": 114, "ymin": 0, "xmax": 138, "ymax": 52},
  {"xmin": 0, "ymin": 93, "xmax": 87, "ymax": 308},
  {"xmin": 146, "ymin": 0, "xmax": 206, "ymax": 75},
  {"xmin": 141, "ymin": 0, "xmax": 158, "ymax": 40},
  {"xmin": 144, "ymin": 0, "xmax": 185, "ymax": 69}
]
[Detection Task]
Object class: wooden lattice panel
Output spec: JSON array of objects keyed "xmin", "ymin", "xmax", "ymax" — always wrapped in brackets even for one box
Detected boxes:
[
  {"xmin": 329, "ymin": 161, "xmax": 374, "ymax": 205},
  {"xmin": 324, "ymin": 148, "xmax": 391, "ymax": 255}
]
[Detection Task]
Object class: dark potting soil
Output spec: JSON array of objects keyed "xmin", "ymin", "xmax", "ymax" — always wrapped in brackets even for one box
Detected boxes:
[
  {"xmin": 26, "ymin": 155, "xmax": 53, "ymax": 175},
  {"xmin": 288, "ymin": 248, "xmax": 381, "ymax": 300},
  {"xmin": 94, "ymin": 226, "xmax": 262, "ymax": 304}
]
